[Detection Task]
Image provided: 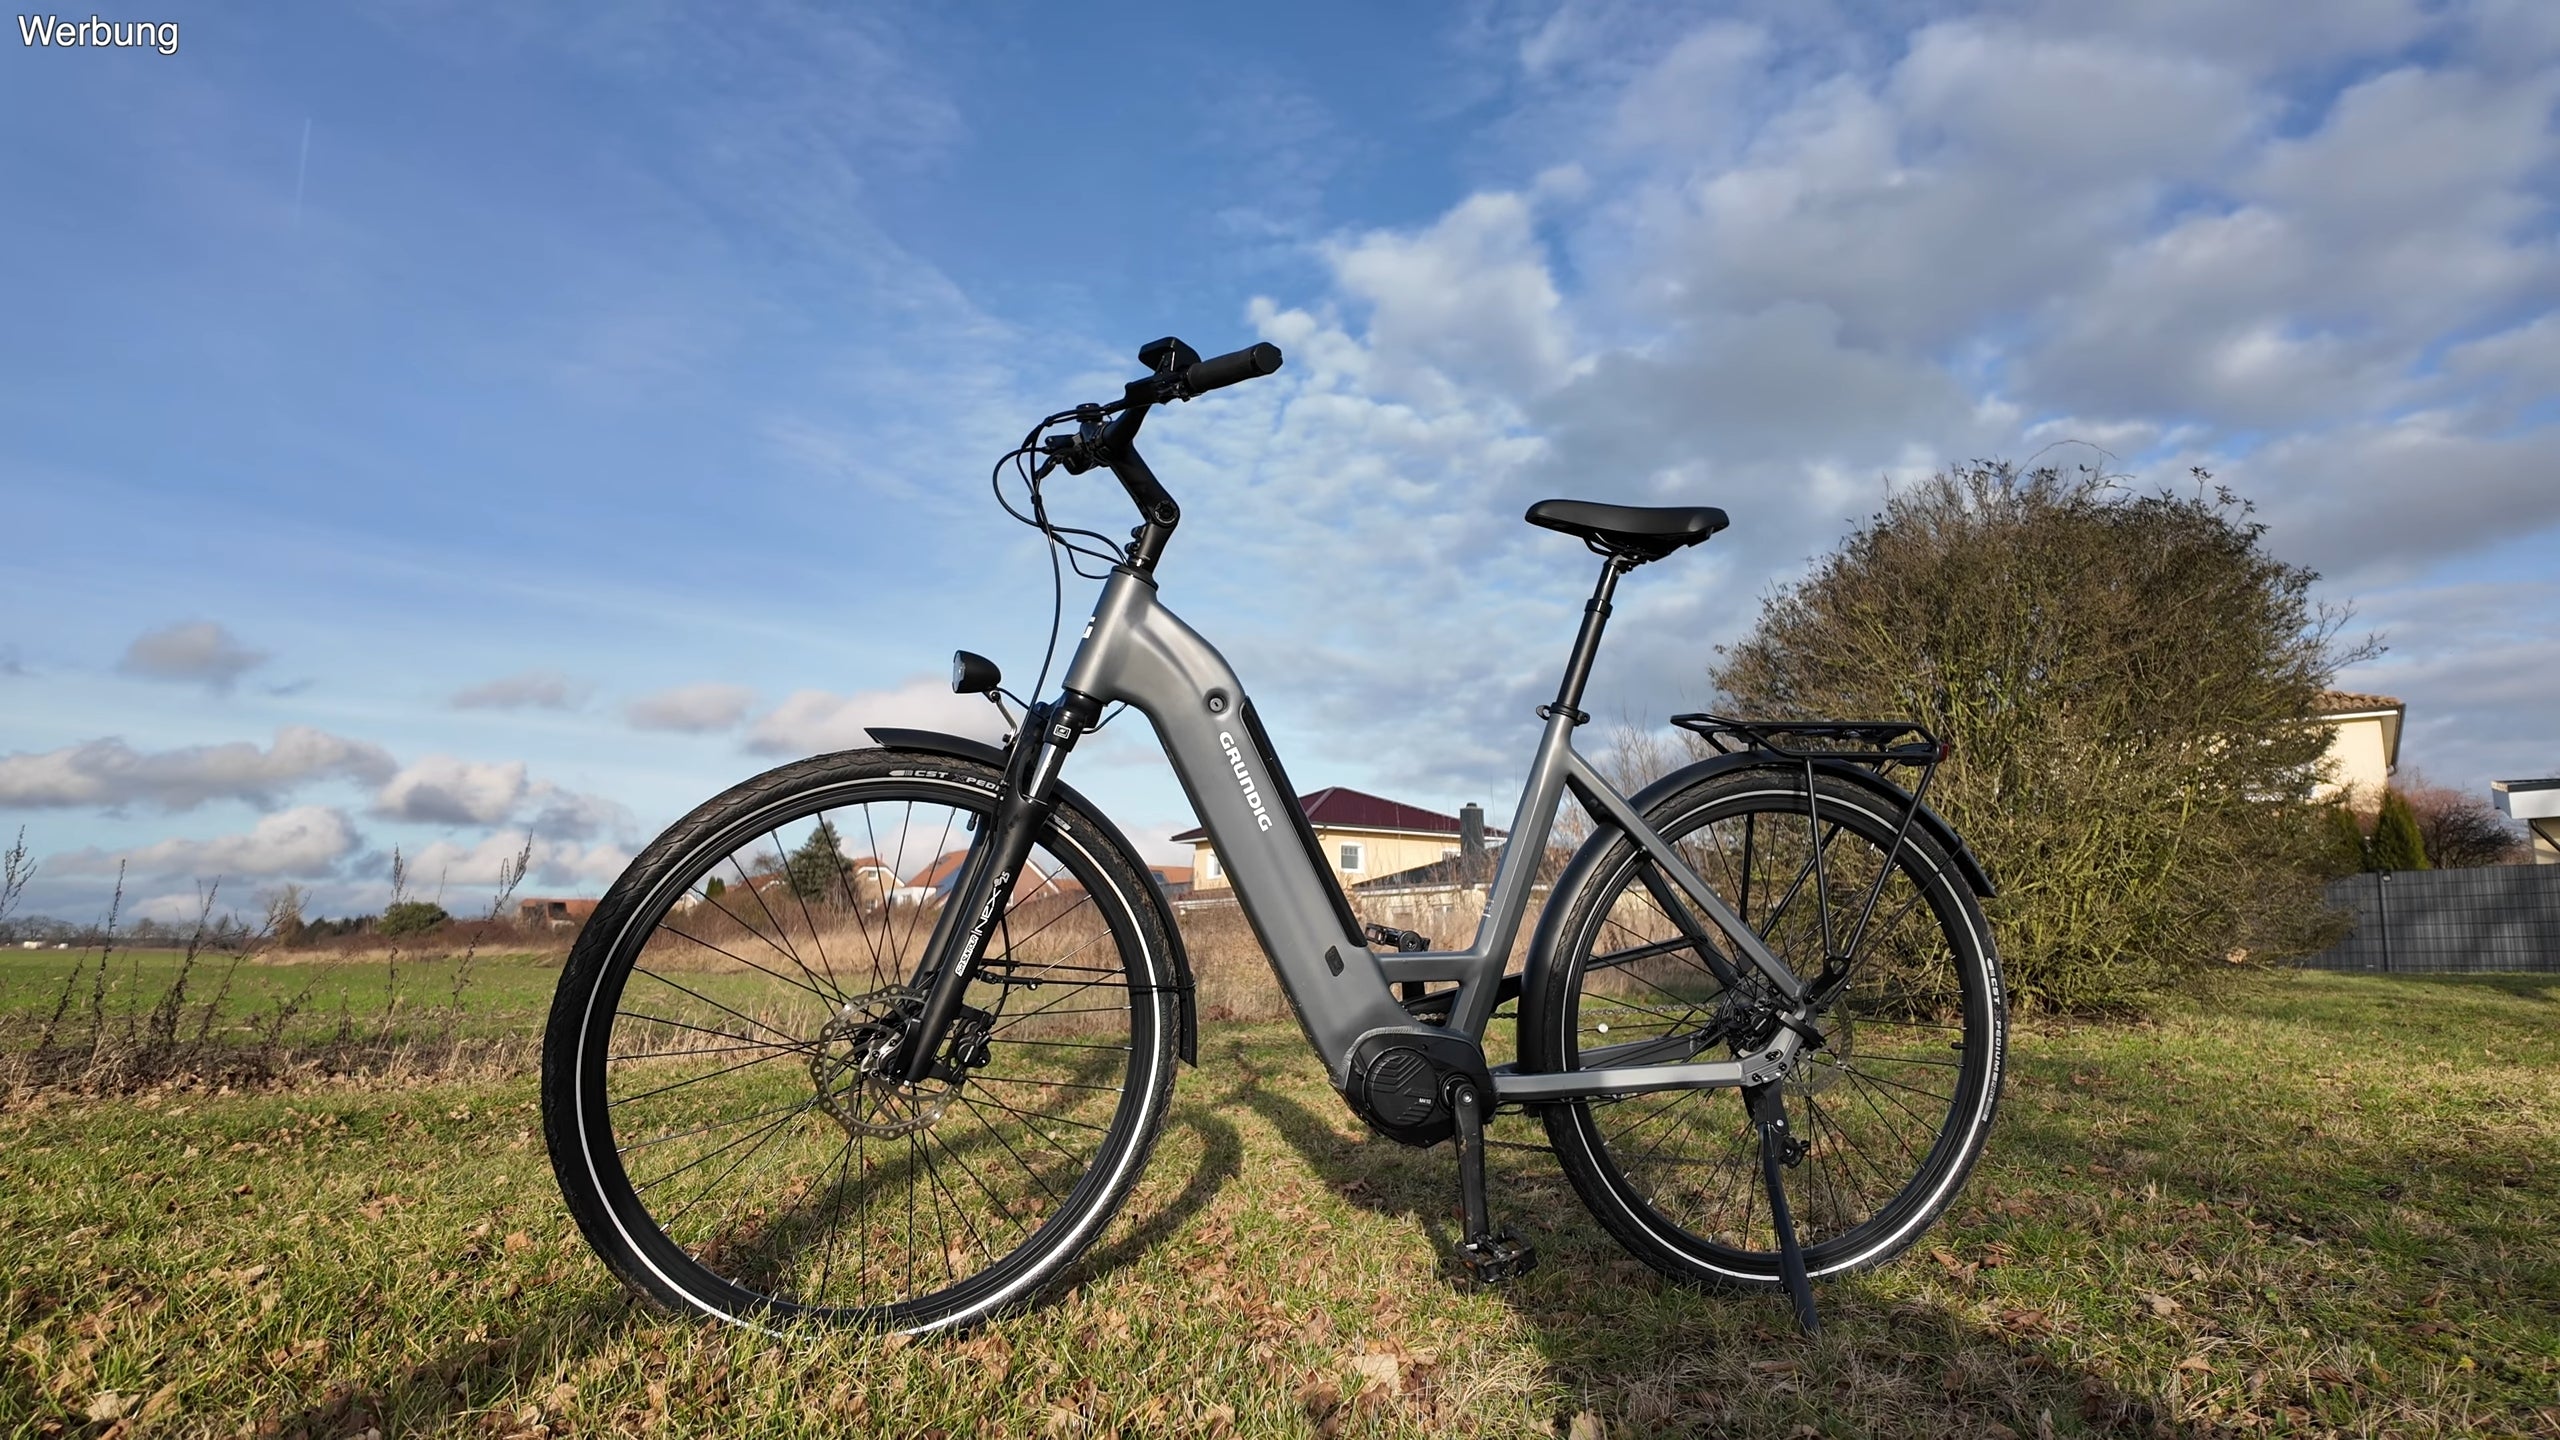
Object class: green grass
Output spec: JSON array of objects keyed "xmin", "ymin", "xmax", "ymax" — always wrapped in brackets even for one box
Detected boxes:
[
  {"xmin": 0, "ymin": 949, "xmax": 563, "ymax": 1040},
  {"xmin": 3, "ymin": 969, "xmax": 2555, "ymax": 1437}
]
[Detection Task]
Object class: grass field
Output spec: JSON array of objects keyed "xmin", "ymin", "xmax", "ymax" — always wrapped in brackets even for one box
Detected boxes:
[{"xmin": 2, "ymin": 967, "xmax": 2554, "ymax": 1437}]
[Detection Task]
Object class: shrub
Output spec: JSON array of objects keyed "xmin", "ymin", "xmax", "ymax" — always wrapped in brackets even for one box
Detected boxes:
[
  {"xmin": 2399, "ymin": 777, "xmax": 2530, "ymax": 868},
  {"xmin": 1709, "ymin": 463, "xmax": 2367, "ymax": 1014},
  {"xmin": 378, "ymin": 901, "xmax": 451, "ymax": 938}
]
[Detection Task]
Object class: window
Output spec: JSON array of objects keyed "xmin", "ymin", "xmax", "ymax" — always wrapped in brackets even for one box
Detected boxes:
[
  {"xmin": 1338, "ymin": 842, "xmax": 1365, "ymax": 873},
  {"xmin": 1201, "ymin": 852, "xmax": 1221, "ymax": 880}
]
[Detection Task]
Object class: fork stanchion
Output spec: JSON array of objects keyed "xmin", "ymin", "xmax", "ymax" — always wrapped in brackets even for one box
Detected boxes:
[{"xmin": 1748, "ymin": 1082, "xmax": 1820, "ymax": 1334}]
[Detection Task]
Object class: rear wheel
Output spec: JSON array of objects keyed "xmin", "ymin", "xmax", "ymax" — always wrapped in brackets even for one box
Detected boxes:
[
  {"xmin": 1527, "ymin": 766, "xmax": 2005, "ymax": 1287},
  {"xmin": 542, "ymin": 747, "xmax": 1180, "ymax": 1334}
]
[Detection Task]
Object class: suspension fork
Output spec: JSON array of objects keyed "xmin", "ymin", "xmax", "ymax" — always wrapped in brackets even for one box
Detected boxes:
[{"xmin": 893, "ymin": 691, "xmax": 1104, "ymax": 1083}]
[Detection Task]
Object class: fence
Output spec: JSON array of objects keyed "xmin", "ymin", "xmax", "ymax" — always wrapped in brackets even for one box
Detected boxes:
[{"xmin": 2298, "ymin": 864, "xmax": 2560, "ymax": 973}]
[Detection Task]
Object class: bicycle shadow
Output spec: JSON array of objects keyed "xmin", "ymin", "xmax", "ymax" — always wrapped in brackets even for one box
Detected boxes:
[{"xmin": 1216, "ymin": 1034, "xmax": 2196, "ymax": 1438}]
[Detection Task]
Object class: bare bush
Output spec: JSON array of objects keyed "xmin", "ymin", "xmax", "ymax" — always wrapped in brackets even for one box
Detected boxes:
[{"xmin": 2397, "ymin": 774, "xmax": 2532, "ymax": 869}]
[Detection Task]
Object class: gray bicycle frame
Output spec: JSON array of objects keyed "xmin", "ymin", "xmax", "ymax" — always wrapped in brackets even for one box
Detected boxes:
[{"xmin": 1060, "ymin": 568, "xmax": 1811, "ymax": 1102}]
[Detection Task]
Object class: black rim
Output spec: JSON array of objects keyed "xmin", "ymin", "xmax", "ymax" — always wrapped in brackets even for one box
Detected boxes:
[
  {"xmin": 1564, "ymin": 783, "xmax": 1990, "ymax": 1271},
  {"xmin": 574, "ymin": 779, "xmax": 1158, "ymax": 1321}
]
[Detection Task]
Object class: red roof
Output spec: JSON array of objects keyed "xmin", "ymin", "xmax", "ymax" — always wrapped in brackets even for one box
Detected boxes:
[
  {"xmin": 907, "ymin": 850, "xmax": 970, "ymax": 889},
  {"xmin": 1170, "ymin": 788, "xmax": 1505, "ymax": 844}
]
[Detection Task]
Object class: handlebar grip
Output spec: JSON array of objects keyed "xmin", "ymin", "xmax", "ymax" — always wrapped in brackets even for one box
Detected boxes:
[{"xmin": 1183, "ymin": 342, "xmax": 1283, "ymax": 395}]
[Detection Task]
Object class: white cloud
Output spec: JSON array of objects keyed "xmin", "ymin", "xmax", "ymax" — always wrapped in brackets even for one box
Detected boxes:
[
  {"xmin": 372, "ymin": 756, "xmax": 529, "ymax": 826},
  {"xmin": 0, "ymin": 727, "xmax": 397, "ymax": 811},
  {"xmin": 745, "ymin": 676, "xmax": 1009, "ymax": 756},
  {"xmin": 402, "ymin": 831, "xmax": 632, "ymax": 893},
  {"xmin": 625, "ymin": 682, "xmax": 758, "ymax": 733},
  {"xmin": 452, "ymin": 668, "xmax": 588, "ymax": 710},
  {"xmin": 49, "ymin": 806, "xmax": 360, "ymax": 879},
  {"xmin": 116, "ymin": 621, "xmax": 269, "ymax": 692},
  {"xmin": 1326, "ymin": 191, "xmax": 1573, "ymax": 401}
]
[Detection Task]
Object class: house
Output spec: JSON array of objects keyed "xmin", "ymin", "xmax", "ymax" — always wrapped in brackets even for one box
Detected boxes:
[
  {"xmin": 1173, "ymin": 789, "xmax": 1506, "ymax": 896},
  {"xmin": 1148, "ymin": 865, "xmax": 1193, "ymax": 900},
  {"xmin": 2492, "ymin": 779, "xmax": 2560, "ymax": 864},
  {"xmin": 895, "ymin": 849, "xmax": 1082, "ymax": 907},
  {"xmin": 2310, "ymin": 691, "xmax": 2403, "ymax": 807},
  {"xmin": 519, "ymin": 897, "xmax": 599, "ymax": 929}
]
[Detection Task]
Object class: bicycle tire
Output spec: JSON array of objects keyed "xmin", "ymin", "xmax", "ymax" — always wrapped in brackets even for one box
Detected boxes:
[
  {"xmin": 1524, "ymin": 765, "xmax": 2005, "ymax": 1287},
  {"xmin": 542, "ymin": 747, "xmax": 1180, "ymax": 1334}
]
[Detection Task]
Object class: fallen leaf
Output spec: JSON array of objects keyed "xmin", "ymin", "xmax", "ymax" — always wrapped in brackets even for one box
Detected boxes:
[
  {"xmin": 1997, "ymin": 1308, "xmax": 2052, "ymax": 1336},
  {"xmin": 2139, "ymin": 1290, "xmax": 2179, "ymax": 1317},
  {"xmin": 85, "ymin": 1392, "xmax": 136, "ymax": 1423},
  {"xmin": 2175, "ymin": 1355, "xmax": 2212, "ymax": 1373},
  {"xmin": 1347, "ymin": 1351, "xmax": 1401, "ymax": 1394},
  {"xmin": 1567, "ymin": 1410, "xmax": 1606, "ymax": 1440}
]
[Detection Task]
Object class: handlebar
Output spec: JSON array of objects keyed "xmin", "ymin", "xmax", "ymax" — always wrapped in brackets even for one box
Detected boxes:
[
  {"xmin": 1030, "ymin": 336, "xmax": 1285, "ymax": 574},
  {"xmin": 1180, "ymin": 341, "xmax": 1282, "ymax": 396}
]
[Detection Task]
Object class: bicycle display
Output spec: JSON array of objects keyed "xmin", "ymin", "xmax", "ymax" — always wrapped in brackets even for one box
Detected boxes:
[{"xmin": 541, "ymin": 336, "xmax": 2008, "ymax": 1336}]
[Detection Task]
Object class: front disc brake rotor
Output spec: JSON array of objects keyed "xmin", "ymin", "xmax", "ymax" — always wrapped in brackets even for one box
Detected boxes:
[{"xmin": 807, "ymin": 988, "xmax": 960, "ymax": 1138}]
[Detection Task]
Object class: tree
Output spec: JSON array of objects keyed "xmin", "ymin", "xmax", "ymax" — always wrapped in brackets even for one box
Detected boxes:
[
  {"xmin": 2399, "ymin": 777, "xmax": 2528, "ymax": 868},
  {"xmin": 785, "ymin": 820, "xmax": 849, "ymax": 904},
  {"xmin": 1710, "ymin": 463, "xmax": 2367, "ymax": 1013},
  {"xmin": 2368, "ymin": 789, "xmax": 2430, "ymax": 872},
  {"xmin": 262, "ymin": 883, "xmax": 309, "ymax": 948},
  {"xmin": 379, "ymin": 900, "xmax": 451, "ymax": 937}
]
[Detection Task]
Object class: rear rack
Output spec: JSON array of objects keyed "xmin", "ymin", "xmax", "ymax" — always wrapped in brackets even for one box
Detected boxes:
[
  {"xmin": 1667, "ymin": 714, "xmax": 1954, "ymax": 978},
  {"xmin": 1668, "ymin": 713, "xmax": 1948, "ymax": 774}
]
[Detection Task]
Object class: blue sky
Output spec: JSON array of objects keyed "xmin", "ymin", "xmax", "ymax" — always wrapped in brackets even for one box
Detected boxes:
[{"xmin": 5, "ymin": 1, "xmax": 2557, "ymax": 925}]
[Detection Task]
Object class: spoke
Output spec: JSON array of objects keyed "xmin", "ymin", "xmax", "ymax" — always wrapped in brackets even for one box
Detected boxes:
[
  {"xmin": 628, "ymin": 968, "xmax": 816, "ymax": 1049},
  {"xmin": 633, "ymin": 1098, "xmax": 815, "ymax": 1200},
  {"xmin": 620, "ymin": 1094, "xmax": 819, "ymax": 1155},
  {"xmin": 1840, "ymin": 1071, "xmax": 1933, "ymax": 1168},
  {"xmin": 656, "ymin": 922, "xmax": 841, "ymax": 1009},
  {"xmin": 813, "ymin": 1129, "xmax": 858, "ymax": 1304},
  {"xmin": 771, "ymin": 824, "xmax": 849, "ymax": 1002},
  {"xmin": 724, "ymin": 852, "xmax": 811, "ymax": 977},
  {"xmin": 967, "ymin": 1072, "xmax": 1125, "ymax": 1098},
  {"xmin": 955, "ymin": 1092, "xmax": 1101, "ymax": 1166},
  {"xmin": 612, "ymin": 1011, "xmax": 808, "ymax": 1054},
  {"xmin": 957, "ymin": 1093, "xmax": 1067, "ymax": 1205},
  {"xmin": 929, "ymin": 1122, "xmax": 1035, "ymax": 1249},
  {"xmin": 609, "ymin": 1047, "xmax": 802, "ymax": 1108},
  {"xmin": 611, "ymin": 1038, "xmax": 800, "ymax": 1064},
  {"xmin": 1840, "ymin": 1062, "xmax": 1957, "ymax": 1109}
]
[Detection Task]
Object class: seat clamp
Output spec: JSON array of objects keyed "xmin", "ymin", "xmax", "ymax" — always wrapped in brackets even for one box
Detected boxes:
[{"xmin": 1538, "ymin": 703, "xmax": 1591, "ymax": 726}]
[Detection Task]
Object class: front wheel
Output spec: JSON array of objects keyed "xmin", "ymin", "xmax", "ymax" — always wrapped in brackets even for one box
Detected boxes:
[
  {"xmin": 542, "ymin": 747, "xmax": 1181, "ymax": 1334},
  {"xmin": 1525, "ymin": 766, "xmax": 2006, "ymax": 1288}
]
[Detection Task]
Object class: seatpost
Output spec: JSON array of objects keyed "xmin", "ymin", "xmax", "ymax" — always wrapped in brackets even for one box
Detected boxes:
[{"xmin": 1547, "ymin": 555, "xmax": 1629, "ymax": 725}]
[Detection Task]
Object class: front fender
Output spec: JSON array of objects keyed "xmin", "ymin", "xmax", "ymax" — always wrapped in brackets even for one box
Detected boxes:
[
  {"xmin": 1517, "ymin": 751, "xmax": 1991, "ymax": 1073},
  {"xmin": 865, "ymin": 726, "xmax": 1197, "ymax": 1065}
]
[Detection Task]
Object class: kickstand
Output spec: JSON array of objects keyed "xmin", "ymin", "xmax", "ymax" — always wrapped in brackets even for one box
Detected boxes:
[
  {"xmin": 1449, "ymin": 1079, "xmax": 1535, "ymax": 1283},
  {"xmin": 1747, "ymin": 1082, "xmax": 1820, "ymax": 1334}
]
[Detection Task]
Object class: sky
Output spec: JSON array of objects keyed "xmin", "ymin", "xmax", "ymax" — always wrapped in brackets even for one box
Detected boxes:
[{"xmin": 3, "ymin": 0, "xmax": 2556, "ymax": 927}]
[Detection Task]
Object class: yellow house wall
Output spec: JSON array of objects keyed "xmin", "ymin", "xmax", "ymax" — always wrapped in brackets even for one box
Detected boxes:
[
  {"xmin": 1189, "ymin": 828, "xmax": 1467, "ymax": 893},
  {"xmin": 2313, "ymin": 716, "xmax": 2392, "ymax": 806}
]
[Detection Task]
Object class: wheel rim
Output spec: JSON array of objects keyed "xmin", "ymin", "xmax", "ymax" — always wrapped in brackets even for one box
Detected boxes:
[
  {"xmin": 574, "ymin": 780, "xmax": 1158, "ymax": 1321},
  {"xmin": 1562, "ymin": 783, "xmax": 1992, "ymax": 1273}
]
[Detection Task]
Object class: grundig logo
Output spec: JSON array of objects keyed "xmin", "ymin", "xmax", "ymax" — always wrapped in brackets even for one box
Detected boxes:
[{"xmin": 1218, "ymin": 731, "xmax": 1274, "ymax": 831}]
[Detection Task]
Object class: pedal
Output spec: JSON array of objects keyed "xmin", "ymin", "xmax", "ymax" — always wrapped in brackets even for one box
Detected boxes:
[
  {"xmin": 1455, "ymin": 1230, "xmax": 1537, "ymax": 1285},
  {"xmin": 1364, "ymin": 923, "xmax": 1430, "ymax": 953}
]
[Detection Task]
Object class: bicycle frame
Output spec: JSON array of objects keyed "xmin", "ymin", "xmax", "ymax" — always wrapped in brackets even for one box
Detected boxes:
[{"xmin": 1053, "ymin": 566, "xmax": 1811, "ymax": 1101}]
